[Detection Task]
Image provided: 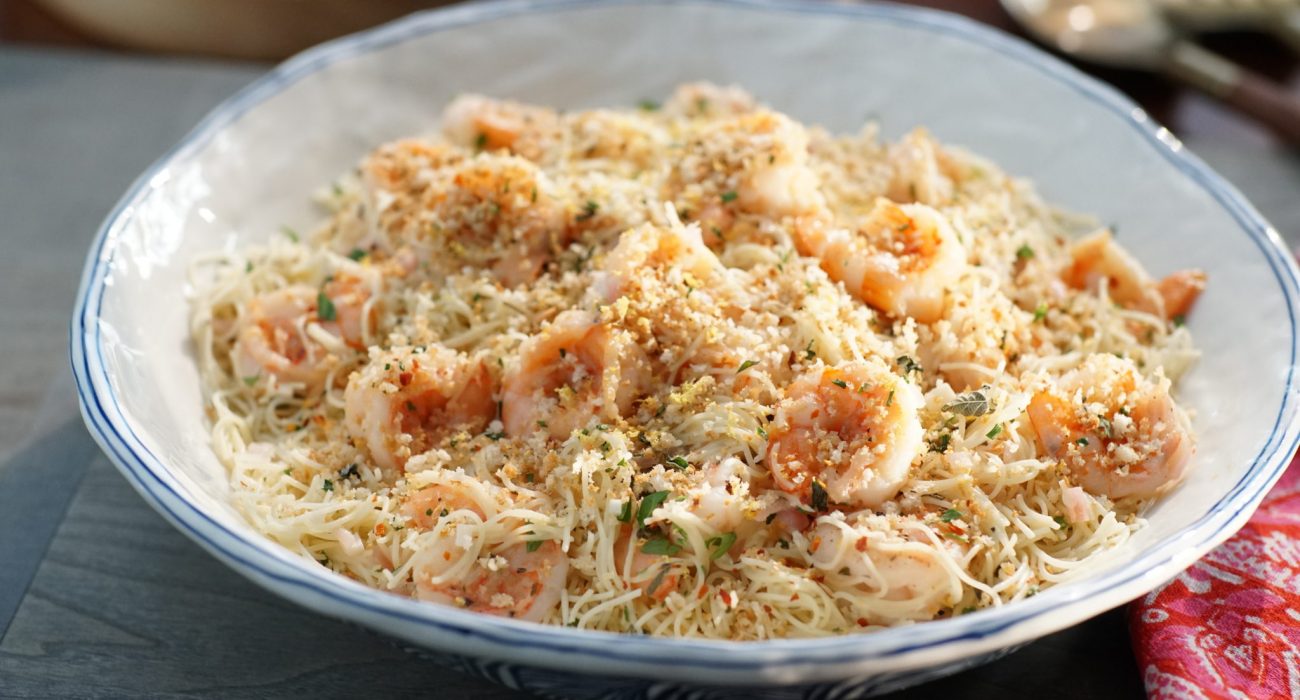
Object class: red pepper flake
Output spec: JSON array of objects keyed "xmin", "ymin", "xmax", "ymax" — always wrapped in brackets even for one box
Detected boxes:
[
  {"xmin": 854, "ymin": 537, "xmax": 868, "ymax": 552},
  {"xmin": 857, "ymin": 617, "xmax": 869, "ymax": 627},
  {"xmin": 790, "ymin": 593, "xmax": 799, "ymax": 601},
  {"xmin": 718, "ymin": 590, "xmax": 734, "ymax": 606},
  {"xmin": 398, "ymin": 371, "xmax": 413, "ymax": 386},
  {"xmin": 374, "ymin": 522, "xmax": 388, "ymax": 536},
  {"xmin": 697, "ymin": 584, "xmax": 709, "ymax": 600},
  {"xmin": 809, "ymin": 535, "xmax": 822, "ymax": 554}
]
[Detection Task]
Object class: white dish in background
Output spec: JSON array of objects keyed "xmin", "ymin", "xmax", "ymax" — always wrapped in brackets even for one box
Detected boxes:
[{"xmin": 71, "ymin": 0, "xmax": 1300, "ymax": 697}]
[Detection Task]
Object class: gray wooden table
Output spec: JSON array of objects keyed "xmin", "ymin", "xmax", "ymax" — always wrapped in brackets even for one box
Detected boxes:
[{"xmin": 1, "ymin": 45, "xmax": 1297, "ymax": 699}]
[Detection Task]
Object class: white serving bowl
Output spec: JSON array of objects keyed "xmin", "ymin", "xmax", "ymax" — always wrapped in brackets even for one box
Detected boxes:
[{"xmin": 71, "ymin": 1, "xmax": 1300, "ymax": 697}]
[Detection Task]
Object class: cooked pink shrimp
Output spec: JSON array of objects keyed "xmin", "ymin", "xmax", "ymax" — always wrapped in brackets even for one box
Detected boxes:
[
  {"xmin": 884, "ymin": 128, "xmax": 958, "ymax": 206},
  {"xmin": 614, "ymin": 526, "xmax": 680, "ymax": 601},
  {"xmin": 592, "ymin": 221, "xmax": 726, "ymax": 303},
  {"xmin": 422, "ymin": 154, "xmax": 570, "ymax": 287},
  {"xmin": 806, "ymin": 519, "xmax": 958, "ymax": 613},
  {"xmin": 766, "ymin": 361, "xmax": 924, "ymax": 509},
  {"xmin": 441, "ymin": 94, "xmax": 562, "ymax": 162},
  {"xmin": 1063, "ymin": 229, "xmax": 1206, "ymax": 322},
  {"xmin": 501, "ymin": 310, "xmax": 651, "ymax": 440},
  {"xmin": 403, "ymin": 478, "xmax": 567, "ymax": 621},
  {"xmin": 344, "ymin": 345, "xmax": 496, "ymax": 472},
  {"xmin": 796, "ymin": 197, "xmax": 965, "ymax": 323},
  {"xmin": 1027, "ymin": 354, "xmax": 1193, "ymax": 500},
  {"xmin": 662, "ymin": 82, "xmax": 757, "ymax": 119},
  {"xmin": 233, "ymin": 277, "xmax": 374, "ymax": 391}
]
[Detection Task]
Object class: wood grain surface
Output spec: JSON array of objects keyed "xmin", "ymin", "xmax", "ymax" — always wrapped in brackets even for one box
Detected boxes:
[{"xmin": 0, "ymin": 18, "xmax": 1297, "ymax": 697}]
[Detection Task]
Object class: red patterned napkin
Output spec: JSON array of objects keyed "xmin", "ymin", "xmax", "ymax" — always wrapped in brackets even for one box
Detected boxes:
[{"xmin": 1129, "ymin": 449, "xmax": 1300, "ymax": 698}]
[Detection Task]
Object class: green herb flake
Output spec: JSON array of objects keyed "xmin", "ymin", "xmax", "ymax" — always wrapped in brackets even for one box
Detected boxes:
[
  {"xmin": 617, "ymin": 499, "xmax": 633, "ymax": 523},
  {"xmin": 804, "ymin": 339, "xmax": 816, "ymax": 360},
  {"xmin": 707, "ymin": 532, "xmax": 737, "ymax": 560},
  {"xmin": 641, "ymin": 536, "xmax": 681, "ymax": 556},
  {"xmin": 280, "ymin": 226, "xmax": 299, "ymax": 242},
  {"xmin": 474, "ymin": 132, "xmax": 488, "ymax": 151},
  {"xmin": 317, "ymin": 292, "xmax": 337, "ymax": 322},
  {"xmin": 1053, "ymin": 515, "xmax": 1069, "ymax": 529},
  {"xmin": 636, "ymin": 491, "xmax": 670, "ymax": 529},
  {"xmin": 485, "ymin": 431, "xmax": 505, "ymax": 441},
  {"xmin": 720, "ymin": 190, "xmax": 738, "ymax": 203},
  {"xmin": 576, "ymin": 200, "xmax": 600, "ymax": 222},
  {"xmin": 1033, "ymin": 303, "xmax": 1048, "ymax": 323},
  {"xmin": 242, "ymin": 375, "xmax": 260, "ymax": 387},
  {"xmin": 929, "ymin": 433, "xmax": 951, "ymax": 453},
  {"xmin": 526, "ymin": 539, "xmax": 545, "ymax": 553},
  {"xmin": 1172, "ymin": 315, "xmax": 1186, "ymax": 328},
  {"xmin": 830, "ymin": 379, "xmax": 848, "ymax": 389},
  {"xmin": 944, "ymin": 390, "xmax": 990, "ymax": 417},
  {"xmin": 810, "ymin": 479, "xmax": 830, "ymax": 512},
  {"xmin": 895, "ymin": 355, "xmax": 922, "ymax": 376},
  {"xmin": 666, "ymin": 456, "xmax": 690, "ymax": 471},
  {"xmin": 1076, "ymin": 437, "xmax": 1090, "ymax": 446},
  {"xmin": 347, "ymin": 248, "xmax": 368, "ymax": 261},
  {"xmin": 637, "ymin": 98, "xmax": 660, "ymax": 111},
  {"xmin": 321, "ymin": 479, "xmax": 334, "ymax": 493},
  {"xmin": 986, "ymin": 424, "xmax": 1003, "ymax": 439},
  {"xmin": 736, "ymin": 360, "xmax": 759, "ymax": 374},
  {"xmin": 940, "ymin": 508, "xmax": 963, "ymax": 523},
  {"xmin": 886, "ymin": 389, "xmax": 895, "ymax": 407},
  {"xmin": 1015, "ymin": 244, "xmax": 1035, "ymax": 260}
]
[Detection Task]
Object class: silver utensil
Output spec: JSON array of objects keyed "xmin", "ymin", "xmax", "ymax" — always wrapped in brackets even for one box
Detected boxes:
[
  {"xmin": 1157, "ymin": 0, "xmax": 1300, "ymax": 52},
  {"xmin": 1002, "ymin": 0, "xmax": 1300, "ymax": 143}
]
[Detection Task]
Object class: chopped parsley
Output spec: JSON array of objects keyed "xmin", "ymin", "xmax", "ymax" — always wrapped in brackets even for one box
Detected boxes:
[
  {"xmin": 810, "ymin": 479, "xmax": 830, "ymax": 512},
  {"xmin": 1172, "ymin": 315, "xmax": 1186, "ymax": 328},
  {"xmin": 720, "ymin": 190, "xmax": 738, "ymax": 203},
  {"xmin": 637, "ymin": 98, "xmax": 660, "ymax": 111},
  {"xmin": 944, "ymin": 389, "xmax": 990, "ymax": 417},
  {"xmin": 986, "ymin": 424, "xmax": 1003, "ymax": 439},
  {"xmin": 242, "ymin": 375, "xmax": 260, "ymax": 387},
  {"xmin": 830, "ymin": 379, "xmax": 848, "ymax": 389},
  {"xmin": 736, "ymin": 360, "xmax": 759, "ymax": 374},
  {"xmin": 886, "ymin": 389, "xmax": 895, "ymax": 407},
  {"xmin": 940, "ymin": 508, "xmax": 963, "ymax": 523},
  {"xmin": 321, "ymin": 479, "xmax": 334, "ymax": 492},
  {"xmin": 485, "ymin": 431, "xmax": 505, "ymax": 441},
  {"xmin": 575, "ymin": 200, "xmax": 600, "ymax": 222},
  {"xmin": 666, "ymin": 456, "xmax": 690, "ymax": 471},
  {"xmin": 1053, "ymin": 515, "xmax": 1069, "ymax": 529},
  {"xmin": 636, "ymin": 491, "xmax": 670, "ymax": 529},
  {"xmin": 929, "ymin": 433, "xmax": 951, "ymax": 453},
  {"xmin": 526, "ymin": 539, "xmax": 545, "ymax": 553},
  {"xmin": 1033, "ymin": 303, "xmax": 1048, "ymax": 323},
  {"xmin": 641, "ymin": 536, "xmax": 681, "ymax": 556},
  {"xmin": 339, "ymin": 463, "xmax": 359, "ymax": 480},
  {"xmin": 1097, "ymin": 415, "xmax": 1113, "ymax": 438},
  {"xmin": 347, "ymin": 248, "xmax": 368, "ymax": 261},
  {"xmin": 280, "ymin": 225, "xmax": 299, "ymax": 242},
  {"xmin": 474, "ymin": 132, "xmax": 488, "ymax": 151},
  {"xmin": 895, "ymin": 355, "xmax": 922, "ymax": 377},
  {"xmin": 804, "ymin": 339, "xmax": 816, "ymax": 360},
  {"xmin": 616, "ymin": 500, "xmax": 633, "ymax": 523},
  {"xmin": 706, "ymin": 532, "xmax": 737, "ymax": 560},
  {"xmin": 1015, "ymin": 244, "xmax": 1035, "ymax": 260},
  {"xmin": 1076, "ymin": 437, "xmax": 1090, "ymax": 446},
  {"xmin": 316, "ymin": 292, "xmax": 337, "ymax": 322}
]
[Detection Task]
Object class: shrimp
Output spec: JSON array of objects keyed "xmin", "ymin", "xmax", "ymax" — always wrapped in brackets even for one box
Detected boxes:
[
  {"xmin": 766, "ymin": 361, "xmax": 924, "ymax": 509},
  {"xmin": 662, "ymin": 82, "xmax": 757, "ymax": 119},
  {"xmin": 441, "ymin": 94, "xmax": 562, "ymax": 163},
  {"xmin": 1026, "ymin": 354, "xmax": 1193, "ymax": 500},
  {"xmin": 666, "ymin": 110, "xmax": 826, "ymax": 245},
  {"xmin": 232, "ymin": 277, "xmax": 374, "ymax": 391},
  {"xmin": 415, "ymin": 541, "xmax": 568, "ymax": 622},
  {"xmin": 796, "ymin": 197, "xmax": 966, "ymax": 324},
  {"xmin": 1063, "ymin": 229, "xmax": 1206, "ymax": 321},
  {"xmin": 614, "ymin": 528, "xmax": 681, "ymax": 601},
  {"xmin": 806, "ymin": 519, "xmax": 958, "ymax": 617},
  {"xmin": 403, "ymin": 476, "xmax": 566, "ymax": 619},
  {"xmin": 592, "ymin": 219, "xmax": 727, "ymax": 304},
  {"xmin": 884, "ymin": 128, "xmax": 958, "ymax": 206},
  {"xmin": 501, "ymin": 310, "xmax": 651, "ymax": 440},
  {"xmin": 344, "ymin": 345, "xmax": 496, "ymax": 472}
]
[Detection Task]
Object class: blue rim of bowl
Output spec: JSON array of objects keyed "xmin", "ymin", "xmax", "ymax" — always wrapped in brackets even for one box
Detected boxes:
[{"xmin": 70, "ymin": 0, "xmax": 1300, "ymax": 677}]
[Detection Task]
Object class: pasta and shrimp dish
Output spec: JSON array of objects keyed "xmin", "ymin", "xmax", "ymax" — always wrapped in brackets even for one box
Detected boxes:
[{"xmin": 190, "ymin": 83, "xmax": 1206, "ymax": 639}]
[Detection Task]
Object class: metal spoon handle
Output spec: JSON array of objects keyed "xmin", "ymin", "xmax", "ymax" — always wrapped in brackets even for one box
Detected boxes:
[{"xmin": 1163, "ymin": 40, "xmax": 1300, "ymax": 145}]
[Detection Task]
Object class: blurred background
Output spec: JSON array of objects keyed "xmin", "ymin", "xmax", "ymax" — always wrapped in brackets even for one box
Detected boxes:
[{"xmin": 2, "ymin": 0, "xmax": 1298, "ymax": 148}]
